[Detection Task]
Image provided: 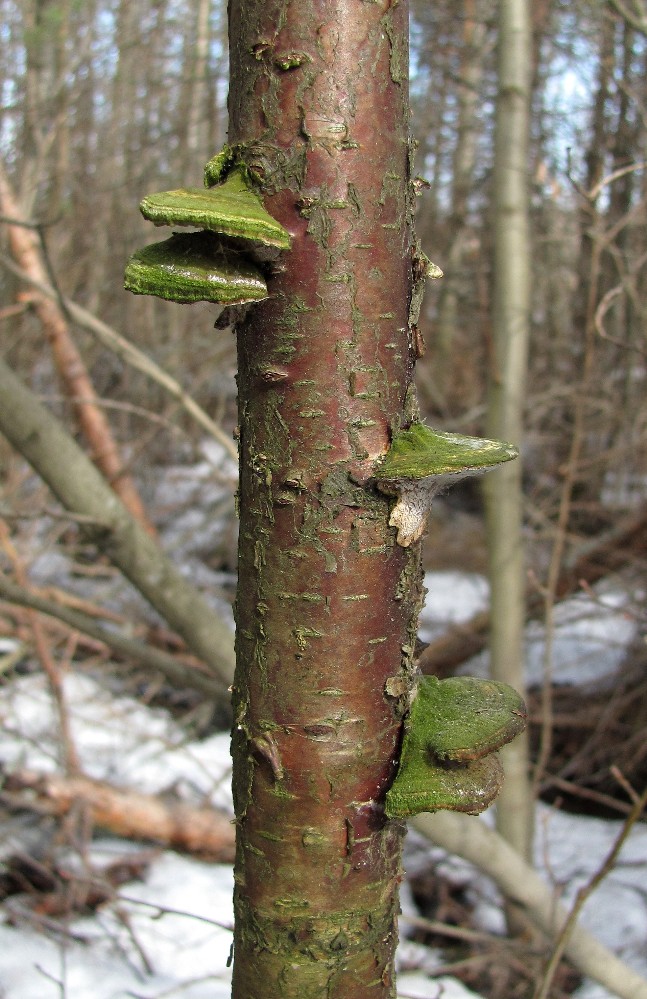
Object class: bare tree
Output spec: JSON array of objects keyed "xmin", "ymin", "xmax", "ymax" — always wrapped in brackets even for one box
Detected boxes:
[{"xmin": 484, "ymin": 0, "xmax": 533, "ymax": 862}]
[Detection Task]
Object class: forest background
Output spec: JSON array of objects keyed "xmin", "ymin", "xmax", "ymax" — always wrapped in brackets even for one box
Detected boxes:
[
  {"xmin": 3, "ymin": 0, "xmax": 646, "ymax": 562},
  {"xmin": 0, "ymin": 0, "xmax": 646, "ymax": 996}
]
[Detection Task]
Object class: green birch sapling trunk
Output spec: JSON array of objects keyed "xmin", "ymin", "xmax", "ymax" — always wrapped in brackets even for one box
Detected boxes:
[{"xmin": 125, "ymin": 2, "xmax": 526, "ymax": 996}]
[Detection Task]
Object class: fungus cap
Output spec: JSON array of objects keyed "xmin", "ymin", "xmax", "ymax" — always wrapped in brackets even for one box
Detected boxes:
[
  {"xmin": 124, "ymin": 232, "xmax": 268, "ymax": 305},
  {"xmin": 139, "ymin": 167, "xmax": 291, "ymax": 250},
  {"xmin": 375, "ymin": 424, "xmax": 518, "ymax": 482},
  {"xmin": 384, "ymin": 675, "xmax": 527, "ymax": 819}
]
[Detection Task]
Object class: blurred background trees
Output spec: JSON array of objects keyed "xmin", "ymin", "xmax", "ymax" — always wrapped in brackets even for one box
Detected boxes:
[
  {"xmin": 1, "ymin": 0, "xmax": 646, "ymax": 788},
  {"xmin": 1, "ymin": 3, "xmax": 646, "ymax": 994},
  {"xmin": 2, "ymin": 0, "xmax": 644, "ymax": 542}
]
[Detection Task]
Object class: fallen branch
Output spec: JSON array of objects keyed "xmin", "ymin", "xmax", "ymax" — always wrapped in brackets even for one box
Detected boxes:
[
  {"xmin": 413, "ymin": 811, "xmax": 647, "ymax": 999},
  {"xmin": 0, "ymin": 356, "xmax": 235, "ymax": 687},
  {"xmin": 5, "ymin": 761, "xmax": 645, "ymax": 997},
  {"xmin": 2, "ymin": 768, "xmax": 235, "ymax": 863},
  {"xmin": 0, "ymin": 571, "xmax": 226, "ymax": 700}
]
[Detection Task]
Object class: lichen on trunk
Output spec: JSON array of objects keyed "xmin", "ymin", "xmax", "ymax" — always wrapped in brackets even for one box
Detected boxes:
[{"xmin": 227, "ymin": 1, "xmax": 422, "ymax": 996}]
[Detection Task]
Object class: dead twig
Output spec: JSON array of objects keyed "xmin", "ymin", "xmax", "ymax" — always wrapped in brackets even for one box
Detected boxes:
[
  {"xmin": 0, "ymin": 570, "xmax": 227, "ymax": 700},
  {"xmin": 0, "ymin": 521, "xmax": 80, "ymax": 774},
  {"xmin": 532, "ymin": 785, "xmax": 647, "ymax": 999}
]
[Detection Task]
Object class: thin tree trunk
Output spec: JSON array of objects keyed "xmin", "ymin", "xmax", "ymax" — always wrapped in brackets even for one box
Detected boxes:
[
  {"xmin": 435, "ymin": 0, "xmax": 487, "ymax": 397},
  {"xmin": 227, "ymin": 2, "xmax": 422, "ymax": 996},
  {"xmin": 483, "ymin": 0, "xmax": 532, "ymax": 861},
  {"xmin": 185, "ymin": 0, "xmax": 212, "ymax": 166}
]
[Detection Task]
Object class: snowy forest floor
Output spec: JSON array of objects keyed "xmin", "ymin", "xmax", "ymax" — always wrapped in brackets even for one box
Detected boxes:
[{"xmin": 0, "ymin": 439, "xmax": 645, "ymax": 999}]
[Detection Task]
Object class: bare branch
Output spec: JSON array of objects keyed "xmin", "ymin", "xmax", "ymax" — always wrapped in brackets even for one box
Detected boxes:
[
  {"xmin": 0, "ymin": 570, "xmax": 227, "ymax": 700},
  {"xmin": 413, "ymin": 812, "xmax": 647, "ymax": 999},
  {"xmin": 532, "ymin": 786, "xmax": 647, "ymax": 999},
  {"xmin": 0, "ymin": 254, "xmax": 238, "ymax": 462},
  {"xmin": 0, "ymin": 357, "xmax": 235, "ymax": 687}
]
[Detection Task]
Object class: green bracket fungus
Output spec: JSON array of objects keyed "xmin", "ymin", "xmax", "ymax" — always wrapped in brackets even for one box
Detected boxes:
[
  {"xmin": 386, "ymin": 752, "xmax": 504, "ymax": 818},
  {"xmin": 374, "ymin": 423, "xmax": 518, "ymax": 547},
  {"xmin": 125, "ymin": 147, "xmax": 291, "ymax": 307},
  {"xmin": 385, "ymin": 675, "xmax": 527, "ymax": 819},
  {"xmin": 138, "ymin": 167, "xmax": 291, "ymax": 251},
  {"xmin": 407, "ymin": 676, "xmax": 527, "ymax": 761},
  {"xmin": 124, "ymin": 232, "xmax": 268, "ymax": 305}
]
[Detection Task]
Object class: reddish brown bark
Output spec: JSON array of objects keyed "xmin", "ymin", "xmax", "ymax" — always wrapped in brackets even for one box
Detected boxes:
[
  {"xmin": 228, "ymin": 2, "xmax": 422, "ymax": 996},
  {"xmin": 0, "ymin": 164, "xmax": 155, "ymax": 536}
]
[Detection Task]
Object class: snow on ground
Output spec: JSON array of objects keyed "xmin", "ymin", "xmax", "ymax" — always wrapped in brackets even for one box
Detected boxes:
[
  {"xmin": 2, "ymin": 569, "xmax": 646, "ymax": 999},
  {"xmin": 1, "ymin": 446, "xmax": 645, "ymax": 999},
  {"xmin": 420, "ymin": 570, "xmax": 642, "ymax": 687}
]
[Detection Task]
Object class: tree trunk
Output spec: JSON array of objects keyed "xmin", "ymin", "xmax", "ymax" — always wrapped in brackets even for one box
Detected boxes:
[
  {"xmin": 435, "ymin": 0, "xmax": 487, "ymax": 400},
  {"xmin": 483, "ymin": 0, "xmax": 532, "ymax": 861},
  {"xmin": 227, "ymin": 2, "xmax": 422, "ymax": 996},
  {"xmin": 184, "ymin": 0, "xmax": 212, "ymax": 167}
]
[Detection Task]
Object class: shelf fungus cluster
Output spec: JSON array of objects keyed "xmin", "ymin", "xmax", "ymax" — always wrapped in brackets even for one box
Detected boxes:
[
  {"xmin": 373, "ymin": 423, "xmax": 519, "ymax": 547},
  {"xmin": 385, "ymin": 676, "xmax": 527, "ymax": 819},
  {"xmin": 124, "ymin": 149, "xmax": 291, "ymax": 306}
]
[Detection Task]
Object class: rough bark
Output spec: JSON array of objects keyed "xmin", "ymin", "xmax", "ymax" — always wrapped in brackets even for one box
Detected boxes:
[
  {"xmin": 227, "ymin": 2, "xmax": 422, "ymax": 996},
  {"xmin": 0, "ymin": 356, "xmax": 235, "ymax": 688}
]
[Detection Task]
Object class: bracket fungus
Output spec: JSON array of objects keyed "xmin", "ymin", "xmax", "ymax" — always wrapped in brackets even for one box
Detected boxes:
[
  {"xmin": 374, "ymin": 423, "xmax": 518, "ymax": 547},
  {"xmin": 138, "ymin": 167, "xmax": 291, "ymax": 251},
  {"xmin": 385, "ymin": 675, "xmax": 527, "ymax": 819},
  {"xmin": 124, "ymin": 232, "xmax": 269, "ymax": 305},
  {"xmin": 124, "ymin": 150, "xmax": 291, "ymax": 307}
]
